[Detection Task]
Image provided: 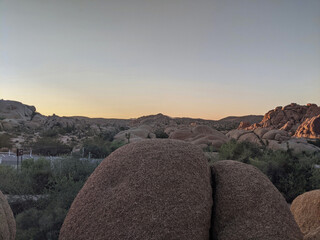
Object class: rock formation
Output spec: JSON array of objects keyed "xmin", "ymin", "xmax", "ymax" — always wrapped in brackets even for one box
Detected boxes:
[
  {"xmin": 0, "ymin": 190, "xmax": 16, "ymax": 240},
  {"xmin": 211, "ymin": 160, "xmax": 303, "ymax": 240},
  {"xmin": 0, "ymin": 100, "xmax": 36, "ymax": 121},
  {"xmin": 291, "ymin": 190, "xmax": 320, "ymax": 236},
  {"xmin": 168, "ymin": 125, "xmax": 228, "ymax": 149},
  {"xmin": 59, "ymin": 139, "xmax": 213, "ymax": 240},
  {"xmin": 226, "ymin": 128, "xmax": 320, "ymax": 153},
  {"xmin": 238, "ymin": 103, "xmax": 320, "ymax": 137},
  {"xmin": 294, "ymin": 115, "xmax": 320, "ymax": 139},
  {"xmin": 113, "ymin": 125, "xmax": 156, "ymax": 143}
]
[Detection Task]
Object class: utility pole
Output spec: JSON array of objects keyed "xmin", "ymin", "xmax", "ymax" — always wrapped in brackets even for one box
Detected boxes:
[{"xmin": 16, "ymin": 149, "xmax": 23, "ymax": 170}]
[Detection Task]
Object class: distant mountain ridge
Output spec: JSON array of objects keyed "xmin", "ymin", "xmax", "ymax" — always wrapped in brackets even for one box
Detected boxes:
[
  {"xmin": 0, "ymin": 99, "xmax": 319, "ymax": 154},
  {"xmin": 0, "ymin": 99, "xmax": 263, "ymax": 131}
]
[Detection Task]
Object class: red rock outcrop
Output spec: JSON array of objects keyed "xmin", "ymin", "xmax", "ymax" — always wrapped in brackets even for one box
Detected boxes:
[
  {"xmin": 239, "ymin": 103, "xmax": 320, "ymax": 138},
  {"xmin": 211, "ymin": 160, "xmax": 303, "ymax": 240},
  {"xmin": 59, "ymin": 139, "xmax": 212, "ymax": 240},
  {"xmin": 294, "ymin": 115, "xmax": 320, "ymax": 139},
  {"xmin": 237, "ymin": 121, "xmax": 251, "ymax": 129}
]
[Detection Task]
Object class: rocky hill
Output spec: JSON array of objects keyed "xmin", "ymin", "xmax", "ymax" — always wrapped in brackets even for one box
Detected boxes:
[
  {"xmin": 0, "ymin": 99, "xmax": 263, "ymax": 150},
  {"xmin": 238, "ymin": 103, "xmax": 320, "ymax": 139},
  {"xmin": 1, "ymin": 99, "xmax": 319, "ymax": 154}
]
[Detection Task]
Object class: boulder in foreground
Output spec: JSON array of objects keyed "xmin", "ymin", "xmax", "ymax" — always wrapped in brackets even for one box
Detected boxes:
[
  {"xmin": 291, "ymin": 190, "xmax": 320, "ymax": 236},
  {"xmin": 59, "ymin": 139, "xmax": 212, "ymax": 240},
  {"xmin": 211, "ymin": 160, "xmax": 302, "ymax": 240}
]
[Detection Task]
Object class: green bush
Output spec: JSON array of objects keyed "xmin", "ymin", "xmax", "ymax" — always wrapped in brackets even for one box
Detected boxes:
[
  {"xmin": 218, "ymin": 140, "xmax": 320, "ymax": 202},
  {"xmin": 31, "ymin": 137, "xmax": 72, "ymax": 156},
  {"xmin": 308, "ymin": 139, "xmax": 320, "ymax": 148},
  {"xmin": 21, "ymin": 158, "xmax": 52, "ymax": 194},
  {"xmin": 82, "ymin": 137, "xmax": 125, "ymax": 158},
  {"xmin": 154, "ymin": 129, "xmax": 169, "ymax": 138},
  {"xmin": 7, "ymin": 156, "xmax": 100, "ymax": 240}
]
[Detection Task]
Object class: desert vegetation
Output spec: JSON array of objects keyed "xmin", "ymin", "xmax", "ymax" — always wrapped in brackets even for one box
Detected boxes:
[
  {"xmin": 0, "ymin": 157, "xmax": 100, "ymax": 240},
  {"xmin": 217, "ymin": 139, "xmax": 320, "ymax": 202},
  {"xmin": 0, "ymin": 140, "xmax": 318, "ymax": 239}
]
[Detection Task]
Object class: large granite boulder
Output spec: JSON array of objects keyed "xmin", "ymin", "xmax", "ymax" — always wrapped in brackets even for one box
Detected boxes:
[
  {"xmin": 0, "ymin": 191, "xmax": 16, "ymax": 240},
  {"xmin": 211, "ymin": 160, "xmax": 303, "ymax": 240},
  {"xmin": 59, "ymin": 139, "xmax": 212, "ymax": 240},
  {"xmin": 291, "ymin": 190, "xmax": 320, "ymax": 236}
]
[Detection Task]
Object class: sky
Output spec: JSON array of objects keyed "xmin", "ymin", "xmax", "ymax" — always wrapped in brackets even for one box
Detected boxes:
[{"xmin": 0, "ymin": 0, "xmax": 319, "ymax": 120}]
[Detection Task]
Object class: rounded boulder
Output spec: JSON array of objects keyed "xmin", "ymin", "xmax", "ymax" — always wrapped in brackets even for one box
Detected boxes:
[
  {"xmin": 60, "ymin": 139, "xmax": 212, "ymax": 240},
  {"xmin": 0, "ymin": 191, "xmax": 16, "ymax": 240},
  {"xmin": 211, "ymin": 160, "xmax": 302, "ymax": 240},
  {"xmin": 291, "ymin": 190, "xmax": 320, "ymax": 236}
]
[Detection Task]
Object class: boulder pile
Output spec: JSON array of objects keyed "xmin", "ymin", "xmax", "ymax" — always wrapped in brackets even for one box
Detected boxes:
[
  {"xmin": 226, "ymin": 128, "xmax": 320, "ymax": 153},
  {"xmin": 60, "ymin": 140, "xmax": 303, "ymax": 240},
  {"xmin": 238, "ymin": 103, "xmax": 320, "ymax": 139},
  {"xmin": 294, "ymin": 115, "xmax": 320, "ymax": 139}
]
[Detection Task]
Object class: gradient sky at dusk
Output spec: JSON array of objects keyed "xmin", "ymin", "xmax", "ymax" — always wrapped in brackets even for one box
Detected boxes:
[{"xmin": 1, "ymin": 0, "xmax": 319, "ymax": 119}]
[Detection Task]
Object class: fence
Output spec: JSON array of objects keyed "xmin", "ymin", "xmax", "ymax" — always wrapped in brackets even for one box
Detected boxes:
[{"xmin": 0, "ymin": 150, "xmax": 101, "ymax": 168}]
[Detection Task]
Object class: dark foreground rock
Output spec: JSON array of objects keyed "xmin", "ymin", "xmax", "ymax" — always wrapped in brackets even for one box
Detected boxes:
[
  {"xmin": 211, "ymin": 160, "xmax": 303, "ymax": 240},
  {"xmin": 59, "ymin": 139, "xmax": 212, "ymax": 240},
  {"xmin": 0, "ymin": 191, "xmax": 16, "ymax": 240}
]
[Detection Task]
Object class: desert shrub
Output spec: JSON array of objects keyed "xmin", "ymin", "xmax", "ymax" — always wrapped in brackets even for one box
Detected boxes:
[
  {"xmin": 218, "ymin": 140, "xmax": 320, "ymax": 202},
  {"xmin": 219, "ymin": 139, "xmax": 262, "ymax": 162},
  {"xmin": 308, "ymin": 139, "xmax": 320, "ymax": 148},
  {"xmin": 82, "ymin": 137, "xmax": 125, "ymax": 158},
  {"xmin": 31, "ymin": 137, "xmax": 72, "ymax": 156},
  {"xmin": 203, "ymin": 145, "xmax": 217, "ymax": 152},
  {"xmin": 98, "ymin": 129, "xmax": 118, "ymax": 141},
  {"xmin": 82, "ymin": 137, "xmax": 110, "ymax": 158},
  {"xmin": 16, "ymin": 208, "xmax": 46, "ymax": 240},
  {"xmin": 9, "ymin": 156, "xmax": 100, "ymax": 240},
  {"xmin": 154, "ymin": 129, "xmax": 169, "ymax": 138},
  {"xmin": 0, "ymin": 165, "xmax": 32, "ymax": 195},
  {"xmin": 0, "ymin": 133, "xmax": 12, "ymax": 149},
  {"xmin": 21, "ymin": 158, "xmax": 52, "ymax": 194},
  {"xmin": 41, "ymin": 129, "xmax": 59, "ymax": 138},
  {"xmin": 110, "ymin": 140, "xmax": 125, "ymax": 152}
]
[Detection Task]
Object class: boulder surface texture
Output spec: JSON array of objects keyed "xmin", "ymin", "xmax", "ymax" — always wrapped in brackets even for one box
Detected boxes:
[
  {"xmin": 0, "ymin": 191, "xmax": 15, "ymax": 240},
  {"xmin": 59, "ymin": 139, "xmax": 212, "ymax": 240},
  {"xmin": 291, "ymin": 190, "xmax": 320, "ymax": 236},
  {"xmin": 211, "ymin": 160, "xmax": 303, "ymax": 240}
]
